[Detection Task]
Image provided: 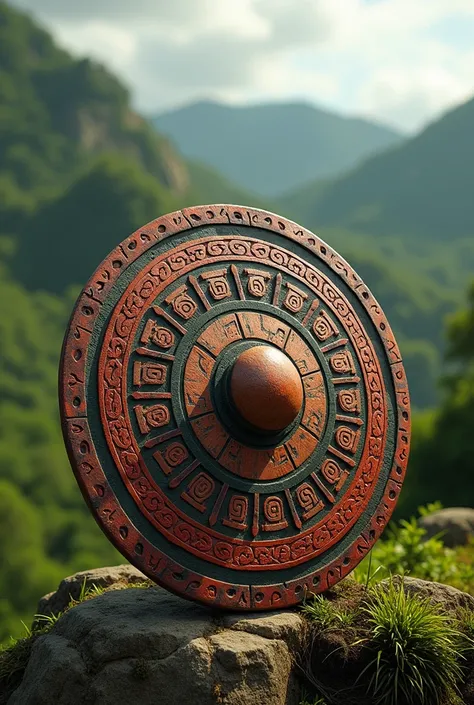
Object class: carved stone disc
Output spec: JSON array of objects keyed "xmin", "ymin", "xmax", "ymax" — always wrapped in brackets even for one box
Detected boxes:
[{"xmin": 60, "ymin": 205, "xmax": 410, "ymax": 611}]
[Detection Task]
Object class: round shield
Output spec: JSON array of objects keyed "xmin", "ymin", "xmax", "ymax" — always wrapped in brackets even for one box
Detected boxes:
[{"xmin": 60, "ymin": 205, "xmax": 410, "ymax": 611}]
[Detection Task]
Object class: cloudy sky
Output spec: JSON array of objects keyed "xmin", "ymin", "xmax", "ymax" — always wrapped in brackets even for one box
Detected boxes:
[{"xmin": 9, "ymin": 0, "xmax": 474, "ymax": 133}]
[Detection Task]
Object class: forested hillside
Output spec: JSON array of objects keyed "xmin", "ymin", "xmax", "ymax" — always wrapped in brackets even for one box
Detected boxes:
[
  {"xmin": 284, "ymin": 95, "xmax": 474, "ymax": 242},
  {"xmin": 398, "ymin": 281, "xmax": 474, "ymax": 517},
  {"xmin": 0, "ymin": 0, "xmax": 189, "ymax": 236},
  {"xmin": 0, "ymin": 252, "xmax": 121, "ymax": 643}
]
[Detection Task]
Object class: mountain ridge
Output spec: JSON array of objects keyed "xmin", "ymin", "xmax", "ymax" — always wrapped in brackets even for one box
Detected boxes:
[
  {"xmin": 0, "ymin": 0, "xmax": 265, "ymax": 290},
  {"xmin": 283, "ymin": 93, "xmax": 474, "ymax": 242},
  {"xmin": 153, "ymin": 99, "xmax": 404, "ymax": 198},
  {"xmin": 0, "ymin": 0, "xmax": 192, "ymax": 230}
]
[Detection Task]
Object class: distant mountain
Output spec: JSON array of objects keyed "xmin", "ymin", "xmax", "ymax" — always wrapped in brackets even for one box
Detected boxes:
[
  {"xmin": 284, "ymin": 95, "xmax": 474, "ymax": 242},
  {"xmin": 152, "ymin": 100, "xmax": 404, "ymax": 198},
  {"xmin": 186, "ymin": 160, "xmax": 273, "ymax": 212}
]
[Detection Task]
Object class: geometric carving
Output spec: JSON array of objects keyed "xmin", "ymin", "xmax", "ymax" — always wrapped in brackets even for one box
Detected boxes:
[
  {"xmin": 200, "ymin": 269, "xmax": 232, "ymax": 300},
  {"xmin": 321, "ymin": 459, "xmax": 349, "ymax": 491},
  {"xmin": 338, "ymin": 388, "xmax": 361, "ymax": 413},
  {"xmin": 153, "ymin": 441, "xmax": 189, "ymax": 475},
  {"xmin": 295, "ymin": 483, "xmax": 323, "ymax": 521},
  {"xmin": 134, "ymin": 404, "xmax": 170, "ymax": 434},
  {"xmin": 165, "ymin": 285, "xmax": 197, "ymax": 319},
  {"xmin": 140, "ymin": 320, "xmax": 175, "ymax": 348},
  {"xmin": 244, "ymin": 268, "xmax": 272, "ymax": 298},
  {"xmin": 262, "ymin": 496, "xmax": 288, "ymax": 531},
  {"xmin": 222, "ymin": 495, "xmax": 249, "ymax": 530},
  {"xmin": 282, "ymin": 282, "xmax": 308, "ymax": 313},
  {"xmin": 312, "ymin": 310, "xmax": 339, "ymax": 341},
  {"xmin": 335, "ymin": 426, "xmax": 360, "ymax": 454},
  {"xmin": 330, "ymin": 350, "xmax": 356, "ymax": 375},
  {"xmin": 181, "ymin": 472, "xmax": 216, "ymax": 513},
  {"xmin": 133, "ymin": 361, "xmax": 167, "ymax": 386}
]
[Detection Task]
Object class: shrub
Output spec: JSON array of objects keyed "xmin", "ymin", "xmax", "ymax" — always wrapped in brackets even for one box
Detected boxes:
[{"xmin": 353, "ymin": 504, "xmax": 474, "ymax": 594}]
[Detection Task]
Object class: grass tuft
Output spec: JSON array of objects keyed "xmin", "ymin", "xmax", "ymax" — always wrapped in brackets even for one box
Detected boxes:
[
  {"xmin": 458, "ymin": 607, "xmax": 474, "ymax": 639},
  {"xmin": 301, "ymin": 594, "xmax": 358, "ymax": 631},
  {"xmin": 299, "ymin": 696, "xmax": 328, "ymax": 705},
  {"xmin": 357, "ymin": 578, "xmax": 470, "ymax": 705},
  {"xmin": 0, "ymin": 632, "xmax": 42, "ymax": 705}
]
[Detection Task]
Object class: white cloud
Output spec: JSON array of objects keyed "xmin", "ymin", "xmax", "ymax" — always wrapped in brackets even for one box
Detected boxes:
[
  {"xmin": 8, "ymin": 0, "xmax": 474, "ymax": 131},
  {"xmin": 54, "ymin": 22, "xmax": 136, "ymax": 75},
  {"xmin": 9, "ymin": 0, "xmax": 214, "ymax": 23},
  {"xmin": 359, "ymin": 61, "xmax": 474, "ymax": 130}
]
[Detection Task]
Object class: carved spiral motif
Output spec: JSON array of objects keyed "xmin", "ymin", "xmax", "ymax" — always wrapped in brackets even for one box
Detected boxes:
[
  {"xmin": 164, "ymin": 442, "xmax": 188, "ymax": 467},
  {"xmin": 224, "ymin": 495, "xmax": 248, "ymax": 526},
  {"xmin": 60, "ymin": 204, "xmax": 410, "ymax": 611},
  {"xmin": 142, "ymin": 322, "xmax": 175, "ymax": 349},
  {"xmin": 249, "ymin": 278, "xmax": 266, "ymax": 296}
]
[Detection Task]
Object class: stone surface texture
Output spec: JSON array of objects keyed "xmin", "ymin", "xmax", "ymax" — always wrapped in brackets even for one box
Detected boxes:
[
  {"xmin": 384, "ymin": 575, "xmax": 474, "ymax": 612},
  {"xmin": 10, "ymin": 566, "xmax": 303, "ymax": 705},
  {"xmin": 419, "ymin": 507, "xmax": 474, "ymax": 547},
  {"xmin": 11, "ymin": 566, "xmax": 474, "ymax": 705},
  {"xmin": 36, "ymin": 564, "xmax": 148, "ymax": 619}
]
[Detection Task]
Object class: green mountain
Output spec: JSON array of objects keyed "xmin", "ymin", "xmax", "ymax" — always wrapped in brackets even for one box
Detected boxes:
[
  {"xmin": 16, "ymin": 153, "xmax": 180, "ymax": 292},
  {"xmin": 284, "ymin": 95, "xmax": 474, "ymax": 242},
  {"xmin": 152, "ymin": 100, "xmax": 404, "ymax": 198},
  {"xmin": 0, "ymin": 0, "xmax": 460, "ymax": 413},
  {"xmin": 0, "ymin": 0, "xmax": 266, "ymax": 292},
  {"xmin": 0, "ymin": 0, "xmax": 191, "ymax": 238}
]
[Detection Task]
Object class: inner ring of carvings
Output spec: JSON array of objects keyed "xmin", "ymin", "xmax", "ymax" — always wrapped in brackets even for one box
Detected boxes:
[
  {"xmin": 184, "ymin": 312, "xmax": 327, "ymax": 480},
  {"xmin": 98, "ymin": 235, "xmax": 387, "ymax": 571}
]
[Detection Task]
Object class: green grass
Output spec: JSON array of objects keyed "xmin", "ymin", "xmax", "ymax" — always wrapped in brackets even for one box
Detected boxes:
[
  {"xmin": 458, "ymin": 607, "xmax": 474, "ymax": 639},
  {"xmin": 299, "ymin": 696, "xmax": 328, "ymax": 705},
  {"xmin": 0, "ymin": 635, "xmax": 37, "ymax": 704},
  {"xmin": 353, "ymin": 504, "xmax": 474, "ymax": 595},
  {"xmin": 356, "ymin": 579, "xmax": 470, "ymax": 705},
  {"xmin": 299, "ymin": 558, "xmax": 474, "ymax": 705},
  {"xmin": 301, "ymin": 594, "xmax": 358, "ymax": 631}
]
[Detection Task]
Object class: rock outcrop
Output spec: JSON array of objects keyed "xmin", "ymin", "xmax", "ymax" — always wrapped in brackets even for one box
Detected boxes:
[
  {"xmin": 419, "ymin": 507, "xmax": 474, "ymax": 547},
  {"xmin": 385, "ymin": 574, "xmax": 474, "ymax": 612},
  {"xmin": 9, "ymin": 568, "xmax": 303, "ymax": 705},
  {"xmin": 7, "ymin": 566, "xmax": 474, "ymax": 705},
  {"xmin": 35, "ymin": 564, "xmax": 149, "ymax": 620}
]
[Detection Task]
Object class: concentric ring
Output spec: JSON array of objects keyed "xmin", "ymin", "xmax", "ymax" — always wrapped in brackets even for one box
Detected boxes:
[{"xmin": 59, "ymin": 205, "xmax": 410, "ymax": 611}]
